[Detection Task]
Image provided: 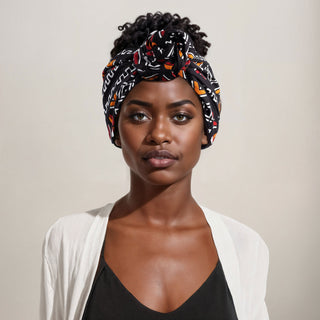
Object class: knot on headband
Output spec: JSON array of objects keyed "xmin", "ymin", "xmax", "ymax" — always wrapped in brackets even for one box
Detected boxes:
[
  {"xmin": 134, "ymin": 29, "xmax": 191, "ymax": 80},
  {"xmin": 102, "ymin": 29, "xmax": 221, "ymax": 149}
]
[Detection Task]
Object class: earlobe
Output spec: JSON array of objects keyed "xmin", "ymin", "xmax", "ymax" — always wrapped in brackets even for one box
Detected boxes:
[
  {"xmin": 115, "ymin": 137, "xmax": 122, "ymax": 147},
  {"xmin": 201, "ymin": 132, "xmax": 208, "ymax": 146}
]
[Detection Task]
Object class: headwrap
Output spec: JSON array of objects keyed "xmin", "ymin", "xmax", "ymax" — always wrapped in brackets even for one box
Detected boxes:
[{"xmin": 102, "ymin": 29, "xmax": 221, "ymax": 149}]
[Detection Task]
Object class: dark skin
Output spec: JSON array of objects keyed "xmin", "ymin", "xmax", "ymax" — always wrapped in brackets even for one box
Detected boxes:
[{"xmin": 103, "ymin": 77, "xmax": 219, "ymax": 313}]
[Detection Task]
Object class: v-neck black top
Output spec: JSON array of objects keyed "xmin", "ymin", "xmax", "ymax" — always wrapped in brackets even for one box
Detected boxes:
[{"xmin": 82, "ymin": 244, "xmax": 238, "ymax": 320}]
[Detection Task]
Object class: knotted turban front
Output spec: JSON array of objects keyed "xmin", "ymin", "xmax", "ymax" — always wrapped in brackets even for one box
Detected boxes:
[{"xmin": 102, "ymin": 29, "xmax": 221, "ymax": 149}]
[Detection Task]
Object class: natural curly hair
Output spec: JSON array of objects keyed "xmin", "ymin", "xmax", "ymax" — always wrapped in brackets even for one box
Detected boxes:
[{"xmin": 110, "ymin": 12, "xmax": 211, "ymax": 58}]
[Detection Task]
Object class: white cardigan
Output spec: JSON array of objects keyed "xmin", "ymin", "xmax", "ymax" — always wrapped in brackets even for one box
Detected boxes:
[{"xmin": 40, "ymin": 203, "xmax": 269, "ymax": 320}]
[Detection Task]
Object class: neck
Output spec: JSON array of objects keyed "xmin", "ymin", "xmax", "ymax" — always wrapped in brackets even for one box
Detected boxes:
[{"xmin": 116, "ymin": 170, "xmax": 200, "ymax": 228}]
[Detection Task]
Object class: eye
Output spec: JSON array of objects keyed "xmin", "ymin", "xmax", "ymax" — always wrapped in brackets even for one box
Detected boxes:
[
  {"xmin": 173, "ymin": 113, "xmax": 192, "ymax": 122},
  {"xmin": 130, "ymin": 112, "xmax": 148, "ymax": 122}
]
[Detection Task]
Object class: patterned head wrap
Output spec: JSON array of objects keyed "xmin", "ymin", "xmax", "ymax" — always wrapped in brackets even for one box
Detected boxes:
[{"xmin": 102, "ymin": 29, "xmax": 221, "ymax": 149}]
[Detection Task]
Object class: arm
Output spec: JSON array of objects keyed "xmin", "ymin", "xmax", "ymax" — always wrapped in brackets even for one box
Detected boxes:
[
  {"xmin": 40, "ymin": 253, "xmax": 54, "ymax": 320},
  {"xmin": 250, "ymin": 237, "xmax": 270, "ymax": 320},
  {"xmin": 39, "ymin": 222, "xmax": 60, "ymax": 320}
]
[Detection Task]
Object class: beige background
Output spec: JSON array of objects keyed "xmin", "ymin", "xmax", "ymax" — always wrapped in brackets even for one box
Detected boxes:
[{"xmin": 1, "ymin": 0, "xmax": 319, "ymax": 319}]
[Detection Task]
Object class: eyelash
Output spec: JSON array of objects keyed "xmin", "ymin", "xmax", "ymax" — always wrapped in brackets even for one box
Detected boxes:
[
  {"xmin": 130, "ymin": 112, "xmax": 148, "ymax": 121},
  {"xmin": 173, "ymin": 113, "xmax": 192, "ymax": 122},
  {"xmin": 129, "ymin": 112, "xmax": 192, "ymax": 123}
]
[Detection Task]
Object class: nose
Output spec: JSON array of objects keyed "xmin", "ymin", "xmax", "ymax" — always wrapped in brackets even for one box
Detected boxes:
[{"xmin": 146, "ymin": 115, "xmax": 172, "ymax": 145}]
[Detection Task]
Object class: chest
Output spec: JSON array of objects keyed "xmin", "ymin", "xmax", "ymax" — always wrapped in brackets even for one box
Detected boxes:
[{"xmin": 102, "ymin": 222, "xmax": 219, "ymax": 313}]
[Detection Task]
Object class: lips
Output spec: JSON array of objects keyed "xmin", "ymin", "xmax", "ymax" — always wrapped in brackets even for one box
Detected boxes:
[
  {"xmin": 142, "ymin": 149, "xmax": 178, "ymax": 160},
  {"xmin": 142, "ymin": 149, "xmax": 178, "ymax": 168}
]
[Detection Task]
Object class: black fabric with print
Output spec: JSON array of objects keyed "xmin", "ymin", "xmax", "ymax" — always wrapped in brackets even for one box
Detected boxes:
[{"xmin": 102, "ymin": 29, "xmax": 221, "ymax": 150}]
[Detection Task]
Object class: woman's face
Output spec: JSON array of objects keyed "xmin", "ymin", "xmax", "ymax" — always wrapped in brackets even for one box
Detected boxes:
[{"xmin": 116, "ymin": 77, "xmax": 208, "ymax": 186}]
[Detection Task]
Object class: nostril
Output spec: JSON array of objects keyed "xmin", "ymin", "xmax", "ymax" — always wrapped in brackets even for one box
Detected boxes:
[
  {"xmin": 149, "ymin": 137, "xmax": 170, "ymax": 145},
  {"xmin": 147, "ymin": 124, "xmax": 171, "ymax": 145}
]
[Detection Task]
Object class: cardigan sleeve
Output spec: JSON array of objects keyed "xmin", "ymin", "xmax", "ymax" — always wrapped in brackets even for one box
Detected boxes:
[
  {"xmin": 40, "ymin": 253, "xmax": 54, "ymax": 320},
  {"xmin": 250, "ymin": 236, "xmax": 270, "ymax": 320},
  {"xmin": 39, "ymin": 219, "xmax": 62, "ymax": 320},
  {"xmin": 218, "ymin": 213, "xmax": 270, "ymax": 320},
  {"xmin": 39, "ymin": 212, "xmax": 99, "ymax": 320},
  {"xmin": 40, "ymin": 232, "xmax": 55, "ymax": 320}
]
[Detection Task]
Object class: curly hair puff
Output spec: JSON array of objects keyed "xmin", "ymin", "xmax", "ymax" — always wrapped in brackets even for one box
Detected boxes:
[{"xmin": 110, "ymin": 12, "xmax": 211, "ymax": 58}]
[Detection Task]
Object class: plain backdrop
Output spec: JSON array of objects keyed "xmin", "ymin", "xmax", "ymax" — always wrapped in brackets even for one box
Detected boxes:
[{"xmin": 0, "ymin": 0, "xmax": 319, "ymax": 319}]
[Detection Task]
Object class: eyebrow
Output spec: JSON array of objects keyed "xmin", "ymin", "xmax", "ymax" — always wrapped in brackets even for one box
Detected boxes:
[{"xmin": 126, "ymin": 99, "xmax": 196, "ymax": 108}]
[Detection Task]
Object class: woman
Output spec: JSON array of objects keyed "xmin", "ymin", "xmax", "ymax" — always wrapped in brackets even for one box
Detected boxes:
[{"xmin": 40, "ymin": 12, "xmax": 269, "ymax": 320}]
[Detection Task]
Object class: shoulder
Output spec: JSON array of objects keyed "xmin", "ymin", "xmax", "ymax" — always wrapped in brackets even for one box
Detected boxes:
[
  {"xmin": 217, "ymin": 214, "xmax": 270, "ymax": 318},
  {"xmin": 215, "ymin": 211, "xmax": 269, "ymax": 294},
  {"xmin": 41, "ymin": 204, "xmax": 110, "ymax": 267},
  {"xmin": 201, "ymin": 207, "xmax": 269, "ymax": 317},
  {"xmin": 44, "ymin": 208, "xmax": 96, "ymax": 247},
  {"xmin": 202, "ymin": 206, "xmax": 269, "ymax": 265},
  {"xmin": 220, "ymin": 213, "xmax": 269, "ymax": 256}
]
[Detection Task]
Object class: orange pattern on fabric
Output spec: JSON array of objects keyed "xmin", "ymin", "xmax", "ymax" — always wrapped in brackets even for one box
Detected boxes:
[
  {"xmin": 109, "ymin": 114, "xmax": 114, "ymax": 126},
  {"xmin": 107, "ymin": 59, "xmax": 115, "ymax": 67},
  {"xmin": 110, "ymin": 94, "xmax": 117, "ymax": 106},
  {"xmin": 212, "ymin": 133, "xmax": 217, "ymax": 142},
  {"xmin": 194, "ymin": 81, "xmax": 206, "ymax": 95},
  {"xmin": 143, "ymin": 75, "xmax": 158, "ymax": 80},
  {"xmin": 146, "ymin": 40, "xmax": 157, "ymax": 50}
]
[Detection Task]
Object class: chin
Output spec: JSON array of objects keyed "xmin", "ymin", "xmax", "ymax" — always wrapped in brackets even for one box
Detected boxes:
[{"xmin": 138, "ymin": 169, "xmax": 191, "ymax": 187}]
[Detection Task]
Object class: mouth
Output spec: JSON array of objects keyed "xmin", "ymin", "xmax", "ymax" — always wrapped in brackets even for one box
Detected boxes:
[
  {"xmin": 142, "ymin": 149, "xmax": 178, "ymax": 168},
  {"xmin": 142, "ymin": 149, "xmax": 178, "ymax": 160}
]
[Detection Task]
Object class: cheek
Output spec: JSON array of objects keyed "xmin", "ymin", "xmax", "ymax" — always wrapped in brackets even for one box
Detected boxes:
[
  {"xmin": 119, "ymin": 123, "xmax": 145, "ymax": 147},
  {"xmin": 177, "ymin": 125, "xmax": 204, "ymax": 161},
  {"xmin": 118, "ymin": 122, "xmax": 145, "ymax": 168},
  {"xmin": 181, "ymin": 120, "xmax": 205, "ymax": 145},
  {"xmin": 119, "ymin": 136, "xmax": 139, "ymax": 171}
]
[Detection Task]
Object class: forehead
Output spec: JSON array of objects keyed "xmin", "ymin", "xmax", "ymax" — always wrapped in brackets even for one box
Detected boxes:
[{"xmin": 122, "ymin": 77, "xmax": 202, "ymax": 109}]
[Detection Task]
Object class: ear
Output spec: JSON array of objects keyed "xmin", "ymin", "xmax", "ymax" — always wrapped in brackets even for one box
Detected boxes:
[
  {"xmin": 201, "ymin": 131, "xmax": 208, "ymax": 147},
  {"xmin": 114, "ymin": 136, "xmax": 122, "ymax": 148}
]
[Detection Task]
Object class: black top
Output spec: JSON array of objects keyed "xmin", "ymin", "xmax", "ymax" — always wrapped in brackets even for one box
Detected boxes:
[{"xmin": 82, "ymin": 244, "xmax": 238, "ymax": 320}]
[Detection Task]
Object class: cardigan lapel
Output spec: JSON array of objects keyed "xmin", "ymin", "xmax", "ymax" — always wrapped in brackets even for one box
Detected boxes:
[
  {"xmin": 72, "ymin": 203, "xmax": 114, "ymax": 320},
  {"xmin": 200, "ymin": 205, "xmax": 242, "ymax": 320}
]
